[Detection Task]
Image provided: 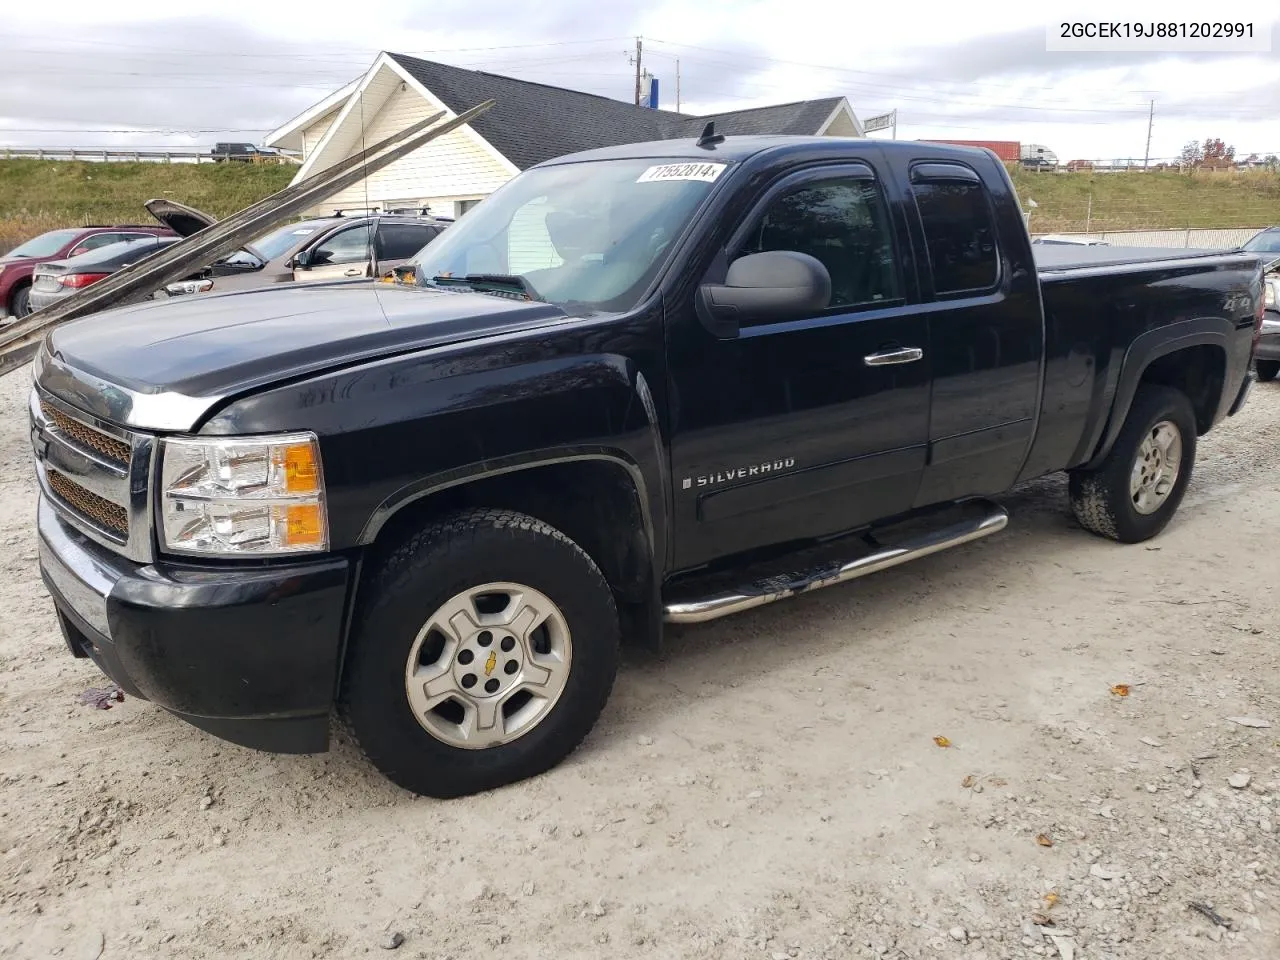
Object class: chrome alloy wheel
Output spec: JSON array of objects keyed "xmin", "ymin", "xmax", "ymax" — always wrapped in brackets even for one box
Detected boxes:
[
  {"xmin": 1129, "ymin": 419, "xmax": 1183, "ymax": 515},
  {"xmin": 404, "ymin": 582, "xmax": 573, "ymax": 749}
]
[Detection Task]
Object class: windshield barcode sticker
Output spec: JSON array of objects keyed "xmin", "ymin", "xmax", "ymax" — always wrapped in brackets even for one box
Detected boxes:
[{"xmin": 636, "ymin": 162, "xmax": 727, "ymax": 184}]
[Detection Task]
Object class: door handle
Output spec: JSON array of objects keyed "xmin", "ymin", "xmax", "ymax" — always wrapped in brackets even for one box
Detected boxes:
[
  {"xmin": 864, "ymin": 347, "xmax": 923, "ymax": 367},
  {"xmin": 343, "ymin": 268, "xmax": 363, "ymax": 277}
]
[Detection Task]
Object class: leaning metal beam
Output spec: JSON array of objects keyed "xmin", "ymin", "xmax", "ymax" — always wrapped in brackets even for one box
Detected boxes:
[{"xmin": 0, "ymin": 100, "xmax": 495, "ymax": 378}]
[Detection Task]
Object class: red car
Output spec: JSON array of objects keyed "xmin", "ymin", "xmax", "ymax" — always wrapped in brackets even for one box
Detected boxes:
[{"xmin": 0, "ymin": 223, "xmax": 175, "ymax": 319}]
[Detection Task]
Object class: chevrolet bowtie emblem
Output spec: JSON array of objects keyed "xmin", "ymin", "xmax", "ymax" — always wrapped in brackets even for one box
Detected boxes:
[{"xmin": 484, "ymin": 650, "xmax": 497, "ymax": 677}]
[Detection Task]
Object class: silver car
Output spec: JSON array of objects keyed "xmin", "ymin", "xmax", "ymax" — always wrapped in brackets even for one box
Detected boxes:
[{"xmin": 28, "ymin": 236, "xmax": 180, "ymax": 312}]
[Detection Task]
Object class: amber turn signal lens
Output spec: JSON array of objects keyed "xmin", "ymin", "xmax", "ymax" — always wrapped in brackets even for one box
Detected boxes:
[
  {"xmin": 280, "ymin": 442, "xmax": 320, "ymax": 494},
  {"xmin": 281, "ymin": 504, "xmax": 325, "ymax": 547}
]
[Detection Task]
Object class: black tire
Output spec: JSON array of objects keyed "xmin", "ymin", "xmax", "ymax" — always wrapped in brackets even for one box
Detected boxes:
[
  {"xmin": 1068, "ymin": 384, "xmax": 1197, "ymax": 544},
  {"xmin": 9, "ymin": 282, "xmax": 31, "ymax": 319},
  {"xmin": 340, "ymin": 508, "xmax": 620, "ymax": 798},
  {"xmin": 1256, "ymin": 360, "xmax": 1280, "ymax": 382}
]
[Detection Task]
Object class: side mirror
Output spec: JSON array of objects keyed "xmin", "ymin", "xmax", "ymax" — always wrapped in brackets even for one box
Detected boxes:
[
  {"xmin": 291, "ymin": 249, "xmax": 311, "ymax": 269},
  {"xmin": 696, "ymin": 250, "xmax": 831, "ymax": 336}
]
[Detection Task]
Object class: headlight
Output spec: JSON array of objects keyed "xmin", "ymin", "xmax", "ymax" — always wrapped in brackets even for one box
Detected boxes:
[
  {"xmin": 159, "ymin": 433, "xmax": 328, "ymax": 556},
  {"xmin": 1266, "ymin": 279, "xmax": 1278, "ymax": 309},
  {"xmin": 164, "ymin": 279, "xmax": 214, "ymax": 296}
]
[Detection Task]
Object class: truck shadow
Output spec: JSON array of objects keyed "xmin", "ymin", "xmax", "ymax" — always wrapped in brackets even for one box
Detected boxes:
[
  {"xmin": 179, "ymin": 468, "xmax": 1217, "ymax": 801},
  {"xmin": 616, "ymin": 474, "xmax": 1078, "ymax": 691}
]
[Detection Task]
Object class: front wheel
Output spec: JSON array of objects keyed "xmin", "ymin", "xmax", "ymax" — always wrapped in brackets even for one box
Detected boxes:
[
  {"xmin": 1068, "ymin": 385, "xmax": 1197, "ymax": 544},
  {"xmin": 1256, "ymin": 359, "xmax": 1279, "ymax": 382},
  {"xmin": 340, "ymin": 508, "xmax": 620, "ymax": 798}
]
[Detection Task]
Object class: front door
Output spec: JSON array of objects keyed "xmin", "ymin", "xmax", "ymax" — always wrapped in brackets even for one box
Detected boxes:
[
  {"xmin": 296, "ymin": 222, "xmax": 373, "ymax": 283},
  {"xmin": 666, "ymin": 161, "xmax": 932, "ymax": 571}
]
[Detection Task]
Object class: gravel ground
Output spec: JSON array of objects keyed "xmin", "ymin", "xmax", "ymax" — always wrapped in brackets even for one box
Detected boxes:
[{"xmin": 2, "ymin": 364, "xmax": 1279, "ymax": 960}]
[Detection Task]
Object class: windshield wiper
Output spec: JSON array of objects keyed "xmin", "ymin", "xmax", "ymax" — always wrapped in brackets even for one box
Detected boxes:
[{"xmin": 425, "ymin": 273, "xmax": 543, "ymax": 301}]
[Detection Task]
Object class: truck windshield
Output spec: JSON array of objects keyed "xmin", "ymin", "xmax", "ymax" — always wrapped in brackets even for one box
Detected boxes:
[{"xmin": 411, "ymin": 157, "xmax": 730, "ymax": 312}]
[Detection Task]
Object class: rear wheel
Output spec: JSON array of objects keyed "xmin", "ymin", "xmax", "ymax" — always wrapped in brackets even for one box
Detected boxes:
[
  {"xmin": 340, "ymin": 508, "xmax": 620, "ymax": 798},
  {"xmin": 1256, "ymin": 359, "xmax": 1279, "ymax": 382},
  {"xmin": 9, "ymin": 282, "xmax": 31, "ymax": 319},
  {"xmin": 1068, "ymin": 385, "xmax": 1197, "ymax": 544}
]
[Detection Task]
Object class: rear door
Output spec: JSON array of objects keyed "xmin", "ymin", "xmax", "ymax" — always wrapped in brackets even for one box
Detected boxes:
[
  {"xmin": 374, "ymin": 221, "xmax": 441, "ymax": 275},
  {"xmin": 295, "ymin": 222, "xmax": 374, "ymax": 282},
  {"xmin": 894, "ymin": 158, "xmax": 1044, "ymax": 506}
]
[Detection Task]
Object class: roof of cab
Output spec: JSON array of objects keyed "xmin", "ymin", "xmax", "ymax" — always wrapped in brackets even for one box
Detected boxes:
[{"xmin": 536, "ymin": 134, "xmax": 1007, "ymax": 168}]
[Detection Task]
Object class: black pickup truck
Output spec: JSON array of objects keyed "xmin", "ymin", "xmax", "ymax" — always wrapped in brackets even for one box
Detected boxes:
[{"xmin": 29, "ymin": 134, "xmax": 1265, "ymax": 798}]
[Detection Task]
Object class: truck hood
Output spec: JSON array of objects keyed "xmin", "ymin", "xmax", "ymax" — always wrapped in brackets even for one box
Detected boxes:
[{"xmin": 38, "ymin": 281, "xmax": 571, "ymax": 431}]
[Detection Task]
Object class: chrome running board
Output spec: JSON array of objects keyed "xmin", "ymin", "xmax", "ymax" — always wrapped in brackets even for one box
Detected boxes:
[{"xmin": 662, "ymin": 498, "xmax": 1009, "ymax": 625}]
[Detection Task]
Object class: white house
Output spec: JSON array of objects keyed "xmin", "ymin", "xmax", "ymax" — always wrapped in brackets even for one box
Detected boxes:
[{"xmin": 265, "ymin": 52, "xmax": 865, "ymax": 220}]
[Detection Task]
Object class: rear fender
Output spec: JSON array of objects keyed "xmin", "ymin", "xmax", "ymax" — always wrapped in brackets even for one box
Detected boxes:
[{"xmin": 1083, "ymin": 317, "xmax": 1236, "ymax": 470}]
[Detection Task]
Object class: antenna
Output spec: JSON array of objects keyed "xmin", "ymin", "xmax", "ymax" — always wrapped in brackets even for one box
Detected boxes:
[{"xmin": 696, "ymin": 122, "xmax": 724, "ymax": 149}]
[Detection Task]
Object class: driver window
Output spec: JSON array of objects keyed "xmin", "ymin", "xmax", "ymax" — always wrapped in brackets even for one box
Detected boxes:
[
  {"xmin": 309, "ymin": 224, "xmax": 372, "ymax": 266},
  {"xmin": 739, "ymin": 177, "xmax": 900, "ymax": 309}
]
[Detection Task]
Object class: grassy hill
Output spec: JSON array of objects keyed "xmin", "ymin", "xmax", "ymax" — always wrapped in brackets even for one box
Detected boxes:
[
  {"xmin": 1007, "ymin": 166, "xmax": 1280, "ymax": 234},
  {"xmin": 0, "ymin": 159, "xmax": 295, "ymax": 253},
  {"xmin": 2, "ymin": 157, "xmax": 1279, "ymax": 254}
]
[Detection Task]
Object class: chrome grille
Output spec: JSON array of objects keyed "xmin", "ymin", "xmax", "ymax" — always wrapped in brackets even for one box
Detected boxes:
[
  {"xmin": 39, "ymin": 400, "xmax": 131, "ymax": 466},
  {"xmin": 30, "ymin": 388, "xmax": 156, "ymax": 563},
  {"xmin": 47, "ymin": 469, "xmax": 129, "ymax": 537}
]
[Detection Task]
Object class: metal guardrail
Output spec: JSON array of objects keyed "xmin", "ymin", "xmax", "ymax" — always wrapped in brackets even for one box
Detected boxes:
[{"xmin": 0, "ymin": 147, "xmax": 301, "ymax": 164}]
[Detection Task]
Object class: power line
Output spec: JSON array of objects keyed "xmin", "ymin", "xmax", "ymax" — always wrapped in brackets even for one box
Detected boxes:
[
  {"xmin": 1, "ymin": 34, "xmax": 631, "ymax": 58},
  {"xmin": 0, "ymin": 128, "xmax": 274, "ymax": 133},
  {"xmin": 655, "ymin": 51, "xmax": 1279, "ymax": 117},
  {"xmin": 643, "ymin": 37, "xmax": 1276, "ymax": 98}
]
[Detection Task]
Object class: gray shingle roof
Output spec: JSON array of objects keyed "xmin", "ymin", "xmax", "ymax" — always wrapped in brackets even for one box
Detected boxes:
[
  {"xmin": 670, "ymin": 99, "xmax": 844, "ymax": 138},
  {"xmin": 388, "ymin": 53, "xmax": 849, "ymax": 170}
]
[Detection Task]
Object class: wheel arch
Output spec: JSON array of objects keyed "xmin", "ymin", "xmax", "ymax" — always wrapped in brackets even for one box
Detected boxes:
[
  {"xmin": 1085, "ymin": 319, "xmax": 1232, "ymax": 471},
  {"xmin": 356, "ymin": 451, "xmax": 663, "ymax": 648},
  {"xmin": 7, "ymin": 275, "xmax": 32, "ymax": 315}
]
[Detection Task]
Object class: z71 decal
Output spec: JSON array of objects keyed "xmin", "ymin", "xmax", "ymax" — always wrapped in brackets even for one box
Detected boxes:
[{"xmin": 682, "ymin": 458, "xmax": 797, "ymax": 491}]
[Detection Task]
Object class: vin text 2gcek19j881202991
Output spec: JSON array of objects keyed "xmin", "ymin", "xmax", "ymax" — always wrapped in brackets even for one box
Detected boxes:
[{"xmin": 28, "ymin": 130, "xmax": 1265, "ymax": 797}]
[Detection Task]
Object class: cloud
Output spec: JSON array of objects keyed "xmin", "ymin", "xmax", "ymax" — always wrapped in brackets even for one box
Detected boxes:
[
  {"xmin": 1, "ymin": 5, "xmax": 1276, "ymax": 163},
  {"xmin": 0, "ymin": 20, "xmax": 362, "ymax": 146},
  {"xmin": 0, "ymin": 14, "xmax": 783, "ymax": 148}
]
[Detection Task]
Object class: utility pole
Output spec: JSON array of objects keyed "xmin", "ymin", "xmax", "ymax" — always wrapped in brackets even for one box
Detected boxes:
[
  {"xmin": 632, "ymin": 37, "xmax": 643, "ymax": 106},
  {"xmin": 676, "ymin": 59, "xmax": 681, "ymax": 112},
  {"xmin": 1144, "ymin": 99, "xmax": 1154, "ymax": 169}
]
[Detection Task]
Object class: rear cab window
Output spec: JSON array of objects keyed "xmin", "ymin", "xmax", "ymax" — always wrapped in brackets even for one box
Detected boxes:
[{"xmin": 909, "ymin": 162, "xmax": 1000, "ymax": 296}]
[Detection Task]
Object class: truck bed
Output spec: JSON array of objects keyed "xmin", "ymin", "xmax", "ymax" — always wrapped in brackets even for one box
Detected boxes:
[
  {"xmin": 1017, "ymin": 242, "xmax": 1259, "ymax": 484},
  {"xmin": 1033, "ymin": 244, "xmax": 1236, "ymax": 273}
]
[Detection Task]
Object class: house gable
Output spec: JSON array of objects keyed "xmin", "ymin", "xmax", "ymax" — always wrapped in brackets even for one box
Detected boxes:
[
  {"xmin": 308, "ymin": 78, "xmax": 516, "ymax": 217},
  {"xmin": 816, "ymin": 99, "xmax": 863, "ymax": 137},
  {"xmin": 265, "ymin": 79, "xmax": 360, "ymax": 154}
]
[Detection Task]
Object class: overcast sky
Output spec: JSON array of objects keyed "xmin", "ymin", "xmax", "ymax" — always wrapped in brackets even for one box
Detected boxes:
[{"xmin": 3, "ymin": 0, "xmax": 1278, "ymax": 163}]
